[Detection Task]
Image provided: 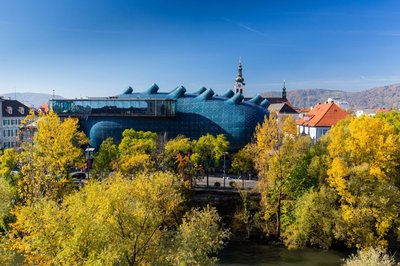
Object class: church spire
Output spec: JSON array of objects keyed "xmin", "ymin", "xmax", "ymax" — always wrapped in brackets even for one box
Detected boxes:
[
  {"xmin": 282, "ymin": 80, "xmax": 287, "ymax": 99},
  {"xmin": 234, "ymin": 60, "xmax": 245, "ymax": 94}
]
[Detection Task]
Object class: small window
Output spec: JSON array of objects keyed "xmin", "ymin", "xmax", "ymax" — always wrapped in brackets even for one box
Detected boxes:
[
  {"xmin": 18, "ymin": 107, "xmax": 25, "ymax": 115},
  {"xmin": 6, "ymin": 106, "xmax": 12, "ymax": 115}
]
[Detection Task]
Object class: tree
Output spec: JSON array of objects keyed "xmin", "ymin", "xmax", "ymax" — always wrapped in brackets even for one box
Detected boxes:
[
  {"xmin": 326, "ymin": 116, "xmax": 400, "ymax": 248},
  {"xmin": 252, "ymin": 114, "xmax": 311, "ymax": 238},
  {"xmin": 10, "ymin": 171, "xmax": 229, "ymax": 265},
  {"xmin": 17, "ymin": 111, "xmax": 88, "ymax": 203},
  {"xmin": 161, "ymin": 135, "xmax": 192, "ymax": 172},
  {"xmin": 0, "ymin": 178, "xmax": 16, "ymax": 232},
  {"xmin": 231, "ymin": 189, "xmax": 261, "ymax": 240},
  {"xmin": 283, "ymin": 186, "xmax": 338, "ymax": 249},
  {"xmin": 231, "ymin": 144, "xmax": 255, "ymax": 178},
  {"xmin": 0, "ymin": 149, "xmax": 18, "ymax": 185},
  {"xmin": 158, "ymin": 206, "xmax": 230, "ymax": 265},
  {"xmin": 192, "ymin": 134, "xmax": 229, "ymax": 187},
  {"xmin": 343, "ymin": 247, "xmax": 397, "ymax": 266},
  {"xmin": 116, "ymin": 129, "xmax": 157, "ymax": 175},
  {"xmin": 376, "ymin": 110, "xmax": 400, "ymax": 135},
  {"xmin": 92, "ymin": 137, "xmax": 119, "ymax": 179}
]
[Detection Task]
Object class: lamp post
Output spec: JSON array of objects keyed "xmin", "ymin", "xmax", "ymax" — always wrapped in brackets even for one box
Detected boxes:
[
  {"xmin": 223, "ymin": 152, "xmax": 229, "ymax": 188},
  {"xmin": 85, "ymin": 147, "xmax": 95, "ymax": 179}
]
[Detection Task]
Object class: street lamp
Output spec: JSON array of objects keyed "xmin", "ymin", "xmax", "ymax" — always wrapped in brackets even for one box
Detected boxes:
[
  {"xmin": 223, "ymin": 152, "xmax": 229, "ymax": 188},
  {"xmin": 85, "ymin": 147, "xmax": 95, "ymax": 179}
]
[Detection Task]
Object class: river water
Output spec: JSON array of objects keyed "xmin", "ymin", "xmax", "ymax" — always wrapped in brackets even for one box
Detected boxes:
[{"xmin": 218, "ymin": 242, "xmax": 348, "ymax": 266}]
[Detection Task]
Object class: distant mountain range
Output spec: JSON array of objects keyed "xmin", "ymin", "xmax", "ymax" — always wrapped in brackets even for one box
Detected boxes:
[
  {"xmin": 0, "ymin": 92, "xmax": 63, "ymax": 108},
  {"xmin": 2, "ymin": 84, "xmax": 400, "ymax": 110},
  {"xmin": 262, "ymin": 83, "xmax": 400, "ymax": 109}
]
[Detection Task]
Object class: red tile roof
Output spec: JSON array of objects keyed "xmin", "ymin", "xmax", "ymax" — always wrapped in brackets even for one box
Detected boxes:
[
  {"xmin": 39, "ymin": 103, "xmax": 49, "ymax": 113},
  {"xmin": 375, "ymin": 108, "xmax": 390, "ymax": 113},
  {"xmin": 296, "ymin": 102, "xmax": 348, "ymax": 127}
]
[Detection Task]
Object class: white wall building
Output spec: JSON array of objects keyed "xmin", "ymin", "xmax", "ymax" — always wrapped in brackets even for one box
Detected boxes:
[
  {"xmin": 0, "ymin": 97, "xmax": 30, "ymax": 149},
  {"xmin": 296, "ymin": 101, "xmax": 349, "ymax": 142}
]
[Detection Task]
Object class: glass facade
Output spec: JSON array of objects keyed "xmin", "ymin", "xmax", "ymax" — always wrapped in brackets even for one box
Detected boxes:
[
  {"xmin": 50, "ymin": 99, "xmax": 176, "ymax": 117},
  {"xmin": 50, "ymin": 89, "xmax": 269, "ymax": 150}
]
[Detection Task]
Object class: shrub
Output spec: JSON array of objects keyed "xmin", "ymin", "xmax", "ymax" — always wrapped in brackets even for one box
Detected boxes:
[
  {"xmin": 343, "ymin": 247, "xmax": 397, "ymax": 266},
  {"xmin": 229, "ymin": 181, "xmax": 236, "ymax": 188}
]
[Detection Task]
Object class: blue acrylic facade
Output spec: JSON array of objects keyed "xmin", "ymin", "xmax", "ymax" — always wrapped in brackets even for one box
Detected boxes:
[{"xmin": 50, "ymin": 84, "xmax": 269, "ymax": 150}]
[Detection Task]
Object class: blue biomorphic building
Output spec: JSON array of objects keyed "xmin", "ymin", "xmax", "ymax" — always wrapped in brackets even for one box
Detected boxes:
[{"xmin": 50, "ymin": 64, "xmax": 269, "ymax": 150}]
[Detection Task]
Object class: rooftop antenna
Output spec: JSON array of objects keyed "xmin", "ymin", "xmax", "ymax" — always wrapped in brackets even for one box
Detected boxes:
[{"xmin": 52, "ymin": 89, "xmax": 55, "ymax": 99}]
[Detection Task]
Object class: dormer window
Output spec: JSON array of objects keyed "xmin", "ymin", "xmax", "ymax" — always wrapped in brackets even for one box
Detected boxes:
[
  {"xmin": 18, "ymin": 107, "xmax": 24, "ymax": 114},
  {"xmin": 6, "ymin": 106, "xmax": 12, "ymax": 115}
]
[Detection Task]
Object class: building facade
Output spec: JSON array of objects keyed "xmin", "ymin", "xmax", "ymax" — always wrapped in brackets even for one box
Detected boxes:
[
  {"xmin": 0, "ymin": 97, "xmax": 30, "ymax": 149},
  {"xmin": 50, "ymin": 85, "xmax": 270, "ymax": 150},
  {"xmin": 296, "ymin": 101, "xmax": 348, "ymax": 141}
]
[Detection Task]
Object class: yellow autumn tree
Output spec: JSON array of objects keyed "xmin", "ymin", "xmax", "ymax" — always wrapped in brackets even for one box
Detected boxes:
[
  {"xmin": 252, "ymin": 114, "xmax": 311, "ymax": 238},
  {"xmin": 18, "ymin": 111, "xmax": 88, "ymax": 203},
  {"xmin": 10, "ymin": 171, "xmax": 229, "ymax": 265},
  {"xmin": 116, "ymin": 129, "xmax": 157, "ymax": 175},
  {"xmin": 327, "ymin": 116, "xmax": 400, "ymax": 248}
]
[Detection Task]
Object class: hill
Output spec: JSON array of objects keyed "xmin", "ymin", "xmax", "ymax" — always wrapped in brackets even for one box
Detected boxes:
[
  {"xmin": 0, "ymin": 92, "xmax": 64, "ymax": 108},
  {"xmin": 262, "ymin": 83, "xmax": 400, "ymax": 109}
]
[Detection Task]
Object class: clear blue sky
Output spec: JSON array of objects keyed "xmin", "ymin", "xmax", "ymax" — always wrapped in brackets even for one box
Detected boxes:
[{"xmin": 1, "ymin": 0, "xmax": 400, "ymax": 98}]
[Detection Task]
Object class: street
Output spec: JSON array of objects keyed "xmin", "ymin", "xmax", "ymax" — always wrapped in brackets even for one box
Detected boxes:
[{"xmin": 196, "ymin": 175, "xmax": 257, "ymax": 189}]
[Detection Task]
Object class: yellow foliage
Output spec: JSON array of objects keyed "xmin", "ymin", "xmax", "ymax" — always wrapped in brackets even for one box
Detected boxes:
[
  {"xmin": 9, "ymin": 171, "xmax": 228, "ymax": 265},
  {"xmin": 326, "ymin": 116, "xmax": 400, "ymax": 248},
  {"xmin": 17, "ymin": 111, "xmax": 88, "ymax": 203},
  {"xmin": 252, "ymin": 114, "xmax": 311, "ymax": 237}
]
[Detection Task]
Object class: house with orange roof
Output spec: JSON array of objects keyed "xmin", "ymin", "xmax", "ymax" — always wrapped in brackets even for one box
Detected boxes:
[
  {"xmin": 39, "ymin": 103, "xmax": 49, "ymax": 114},
  {"xmin": 296, "ymin": 100, "xmax": 349, "ymax": 141}
]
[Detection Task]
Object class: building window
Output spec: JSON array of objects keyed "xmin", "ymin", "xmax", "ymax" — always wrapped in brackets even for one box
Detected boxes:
[
  {"xmin": 322, "ymin": 128, "xmax": 329, "ymax": 135},
  {"xmin": 6, "ymin": 106, "xmax": 12, "ymax": 115},
  {"xmin": 18, "ymin": 107, "xmax": 25, "ymax": 114}
]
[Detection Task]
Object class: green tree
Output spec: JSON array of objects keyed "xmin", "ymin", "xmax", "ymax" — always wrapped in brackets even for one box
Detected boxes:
[
  {"xmin": 92, "ymin": 137, "xmax": 119, "ymax": 179},
  {"xmin": 192, "ymin": 134, "xmax": 229, "ymax": 187},
  {"xmin": 0, "ymin": 149, "xmax": 18, "ymax": 185},
  {"xmin": 231, "ymin": 144, "xmax": 254, "ymax": 178},
  {"xmin": 231, "ymin": 189, "xmax": 261, "ymax": 240},
  {"xmin": 0, "ymin": 178, "xmax": 16, "ymax": 232},
  {"xmin": 117, "ymin": 129, "xmax": 157, "ymax": 175},
  {"xmin": 252, "ymin": 114, "xmax": 311, "ymax": 238},
  {"xmin": 376, "ymin": 110, "xmax": 400, "ymax": 134},
  {"xmin": 284, "ymin": 186, "xmax": 338, "ymax": 249},
  {"xmin": 158, "ymin": 206, "xmax": 230, "ymax": 265},
  {"xmin": 10, "ymin": 171, "xmax": 229, "ymax": 265},
  {"xmin": 161, "ymin": 135, "xmax": 192, "ymax": 172}
]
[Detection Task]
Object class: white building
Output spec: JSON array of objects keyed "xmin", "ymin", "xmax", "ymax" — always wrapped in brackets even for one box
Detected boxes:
[
  {"xmin": 0, "ymin": 97, "xmax": 30, "ymax": 149},
  {"xmin": 327, "ymin": 97, "xmax": 350, "ymax": 111},
  {"xmin": 296, "ymin": 101, "xmax": 349, "ymax": 141}
]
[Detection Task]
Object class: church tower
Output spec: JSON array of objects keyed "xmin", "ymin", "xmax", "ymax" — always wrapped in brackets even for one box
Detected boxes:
[
  {"xmin": 234, "ymin": 61, "xmax": 245, "ymax": 94},
  {"xmin": 282, "ymin": 80, "xmax": 287, "ymax": 99}
]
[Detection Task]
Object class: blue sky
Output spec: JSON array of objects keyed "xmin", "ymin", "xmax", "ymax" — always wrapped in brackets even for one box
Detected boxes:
[{"xmin": 1, "ymin": 0, "xmax": 400, "ymax": 98}]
